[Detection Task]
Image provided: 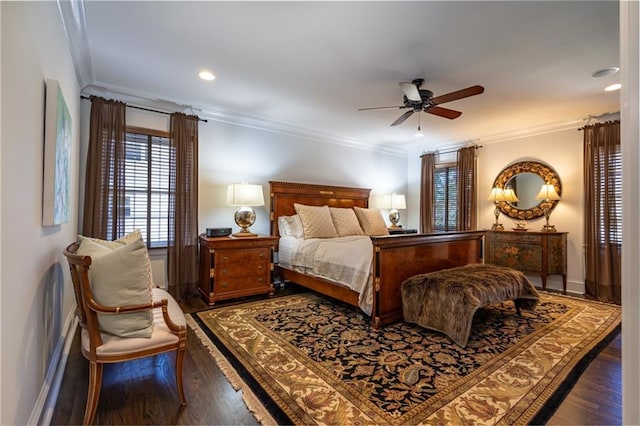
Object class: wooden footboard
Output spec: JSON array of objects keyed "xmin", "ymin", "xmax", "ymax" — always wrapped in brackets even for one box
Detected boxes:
[{"xmin": 371, "ymin": 231, "xmax": 485, "ymax": 327}]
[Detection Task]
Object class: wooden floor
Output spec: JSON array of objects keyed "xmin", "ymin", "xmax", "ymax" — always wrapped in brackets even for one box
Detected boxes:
[{"xmin": 51, "ymin": 288, "xmax": 622, "ymax": 425}]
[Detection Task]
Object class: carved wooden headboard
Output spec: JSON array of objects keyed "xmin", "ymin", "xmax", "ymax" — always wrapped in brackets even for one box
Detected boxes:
[{"xmin": 269, "ymin": 181, "xmax": 371, "ymax": 237}]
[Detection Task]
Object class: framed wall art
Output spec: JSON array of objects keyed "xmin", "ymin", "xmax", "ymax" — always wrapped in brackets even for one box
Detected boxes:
[{"xmin": 43, "ymin": 79, "xmax": 71, "ymax": 226}]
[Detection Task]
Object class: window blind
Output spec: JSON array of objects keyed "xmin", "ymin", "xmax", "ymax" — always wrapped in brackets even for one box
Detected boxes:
[
  {"xmin": 122, "ymin": 131, "xmax": 172, "ymax": 248},
  {"xmin": 434, "ymin": 165, "xmax": 458, "ymax": 231}
]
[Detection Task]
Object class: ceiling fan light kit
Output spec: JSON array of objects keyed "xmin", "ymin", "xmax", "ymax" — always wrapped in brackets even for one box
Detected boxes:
[{"xmin": 359, "ymin": 78, "xmax": 484, "ymax": 127}]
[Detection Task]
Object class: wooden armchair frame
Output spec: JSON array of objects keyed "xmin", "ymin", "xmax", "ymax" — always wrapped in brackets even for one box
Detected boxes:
[{"xmin": 64, "ymin": 242, "xmax": 187, "ymax": 425}]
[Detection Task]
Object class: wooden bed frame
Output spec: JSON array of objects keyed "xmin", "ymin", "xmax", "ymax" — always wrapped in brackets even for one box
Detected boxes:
[{"xmin": 269, "ymin": 180, "xmax": 485, "ymax": 327}]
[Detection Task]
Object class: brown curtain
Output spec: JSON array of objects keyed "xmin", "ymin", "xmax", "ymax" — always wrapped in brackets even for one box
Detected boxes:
[
  {"xmin": 420, "ymin": 153, "xmax": 436, "ymax": 233},
  {"xmin": 583, "ymin": 120, "xmax": 621, "ymax": 304},
  {"xmin": 456, "ymin": 146, "xmax": 477, "ymax": 231},
  {"xmin": 167, "ymin": 113, "xmax": 199, "ymax": 300},
  {"xmin": 82, "ymin": 97, "xmax": 127, "ymax": 239}
]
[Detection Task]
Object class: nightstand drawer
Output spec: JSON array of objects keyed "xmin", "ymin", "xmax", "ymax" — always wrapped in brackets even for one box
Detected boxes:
[
  {"xmin": 216, "ymin": 261, "xmax": 268, "ymax": 278},
  {"xmin": 216, "ymin": 247, "xmax": 269, "ymax": 264},
  {"xmin": 216, "ymin": 271, "xmax": 270, "ymax": 293}
]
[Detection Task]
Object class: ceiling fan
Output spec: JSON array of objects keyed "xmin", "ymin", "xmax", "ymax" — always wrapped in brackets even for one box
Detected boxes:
[{"xmin": 358, "ymin": 79, "xmax": 485, "ymax": 126}]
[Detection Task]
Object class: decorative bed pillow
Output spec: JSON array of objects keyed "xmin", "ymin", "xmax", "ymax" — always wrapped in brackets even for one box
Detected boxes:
[
  {"xmin": 294, "ymin": 204, "xmax": 339, "ymax": 239},
  {"xmin": 329, "ymin": 207, "xmax": 364, "ymax": 236},
  {"xmin": 77, "ymin": 235, "xmax": 154, "ymax": 338},
  {"xmin": 354, "ymin": 207, "xmax": 390, "ymax": 236},
  {"xmin": 78, "ymin": 230, "xmax": 154, "ymax": 291},
  {"xmin": 277, "ymin": 215, "xmax": 304, "ymax": 238}
]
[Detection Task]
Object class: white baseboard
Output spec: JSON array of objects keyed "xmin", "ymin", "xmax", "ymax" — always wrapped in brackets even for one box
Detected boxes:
[{"xmin": 28, "ymin": 309, "xmax": 78, "ymax": 426}]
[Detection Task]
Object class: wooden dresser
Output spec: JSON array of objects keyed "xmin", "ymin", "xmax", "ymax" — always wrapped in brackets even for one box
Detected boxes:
[
  {"xmin": 199, "ymin": 235, "xmax": 278, "ymax": 305},
  {"xmin": 485, "ymin": 230, "xmax": 567, "ymax": 293}
]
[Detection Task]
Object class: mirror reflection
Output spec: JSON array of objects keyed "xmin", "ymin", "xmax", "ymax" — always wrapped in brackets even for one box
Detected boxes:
[{"xmin": 505, "ymin": 173, "xmax": 545, "ymax": 210}]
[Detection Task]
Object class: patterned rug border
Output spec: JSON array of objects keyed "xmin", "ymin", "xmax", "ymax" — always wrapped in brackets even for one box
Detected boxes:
[
  {"xmin": 190, "ymin": 292, "xmax": 621, "ymax": 425},
  {"xmin": 186, "ymin": 315, "xmax": 279, "ymax": 425}
]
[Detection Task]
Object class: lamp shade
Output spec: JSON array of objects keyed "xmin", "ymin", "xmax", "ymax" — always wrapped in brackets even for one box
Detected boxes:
[
  {"xmin": 487, "ymin": 187, "xmax": 506, "ymax": 202},
  {"xmin": 226, "ymin": 183, "xmax": 265, "ymax": 207},
  {"xmin": 502, "ymin": 188, "xmax": 519, "ymax": 203},
  {"xmin": 381, "ymin": 194, "xmax": 406, "ymax": 210},
  {"xmin": 535, "ymin": 184, "xmax": 560, "ymax": 201}
]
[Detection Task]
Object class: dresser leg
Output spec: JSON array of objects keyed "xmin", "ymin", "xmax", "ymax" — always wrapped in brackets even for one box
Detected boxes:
[
  {"xmin": 541, "ymin": 275, "xmax": 547, "ymax": 291},
  {"xmin": 562, "ymin": 274, "xmax": 567, "ymax": 294}
]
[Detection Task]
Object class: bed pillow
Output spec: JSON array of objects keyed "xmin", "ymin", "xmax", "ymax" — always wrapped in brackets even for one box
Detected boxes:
[
  {"xmin": 76, "ymin": 235, "xmax": 154, "ymax": 338},
  {"xmin": 329, "ymin": 207, "xmax": 364, "ymax": 236},
  {"xmin": 277, "ymin": 215, "xmax": 304, "ymax": 238},
  {"xmin": 354, "ymin": 207, "xmax": 390, "ymax": 236},
  {"xmin": 294, "ymin": 204, "xmax": 339, "ymax": 239}
]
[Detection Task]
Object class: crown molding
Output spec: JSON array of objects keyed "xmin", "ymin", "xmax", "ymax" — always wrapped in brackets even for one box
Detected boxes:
[
  {"xmin": 57, "ymin": 0, "xmax": 94, "ymax": 88},
  {"xmin": 81, "ymin": 83, "xmax": 409, "ymax": 157}
]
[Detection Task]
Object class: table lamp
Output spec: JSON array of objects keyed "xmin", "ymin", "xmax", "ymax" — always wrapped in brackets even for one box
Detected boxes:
[
  {"xmin": 226, "ymin": 183, "xmax": 265, "ymax": 237},
  {"xmin": 535, "ymin": 184, "xmax": 561, "ymax": 232},
  {"xmin": 487, "ymin": 187, "xmax": 518, "ymax": 230},
  {"xmin": 382, "ymin": 194, "xmax": 406, "ymax": 228}
]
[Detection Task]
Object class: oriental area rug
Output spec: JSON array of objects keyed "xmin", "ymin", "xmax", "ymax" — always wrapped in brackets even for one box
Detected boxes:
[{"xmin": 187, "ymin": 292, "xmax": 620, "ymax": 425}]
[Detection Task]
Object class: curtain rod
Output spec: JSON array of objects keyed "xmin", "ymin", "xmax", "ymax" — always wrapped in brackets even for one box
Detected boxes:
[
  {"xmin": 420, "ymin": 144, "xmax": 483, "ymax": 157},
  {"xmin": 80, "ymin": 95, "xmax": 208, "ymax": 123},
  {"xmin": 577, "ymin": 119, "xmax": 620, "ymax": 131}
]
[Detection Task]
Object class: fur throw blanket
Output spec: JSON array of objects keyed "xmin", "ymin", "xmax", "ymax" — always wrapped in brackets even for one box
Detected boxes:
[{"xmin": 401, "ymin": 264, "xmax": 539, "ymax": 347}]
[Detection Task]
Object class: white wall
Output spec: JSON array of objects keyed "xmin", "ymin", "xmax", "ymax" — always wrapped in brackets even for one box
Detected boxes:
[
  {"xmin": 407, "ymin": 127, "xmax": 585, "ymax": 294},
  {"xmin": 1, "ymin": 2, "xmax": 80, "ymax": 424},
  {"xmin": 197, "ymin": 120, "xmax": 408, "ymax": 237}
]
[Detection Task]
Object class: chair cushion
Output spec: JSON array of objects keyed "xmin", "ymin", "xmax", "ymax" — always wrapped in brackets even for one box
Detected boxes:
[
  {"xmin": 77, "ymin": 235, "xmax": 153, "ymax": 338},
  {"xmin": 82, "ymin": 288, "xmax": 185, "ymax": 358}
]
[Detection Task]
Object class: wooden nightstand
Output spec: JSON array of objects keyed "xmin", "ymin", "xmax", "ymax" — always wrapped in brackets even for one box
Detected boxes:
[{"xmin": 198, "ymin": 234, "xmax": 278, "ymax": 305}]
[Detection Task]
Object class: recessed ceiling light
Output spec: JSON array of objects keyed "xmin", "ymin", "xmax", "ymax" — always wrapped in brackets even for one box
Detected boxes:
[
  {"xmin": 605, "ymin": 83, "xmax": 621, "ymax": 92},
  {"xmin": 198, "ymin": 70, "xmax": 215, "ymax": 81},
  {"xmin": 592, "ymin": 67, "xmax": 620, "ymax": 78}
]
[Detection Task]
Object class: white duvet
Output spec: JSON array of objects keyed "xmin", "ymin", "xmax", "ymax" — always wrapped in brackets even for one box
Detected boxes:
[{"xmin": 278, "ymin": 235, "xmax": 374, "ymax": 315}]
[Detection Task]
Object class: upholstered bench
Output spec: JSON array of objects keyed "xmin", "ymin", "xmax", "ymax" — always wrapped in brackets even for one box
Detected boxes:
[{"xmin": 401, "ymin": 264, "xmax": 539, "ymax": 347}]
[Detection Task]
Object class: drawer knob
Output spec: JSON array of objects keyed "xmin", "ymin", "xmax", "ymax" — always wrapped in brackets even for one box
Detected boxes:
[
  {"xmin": 258, "ymin": 278, "xmax": 263, "ymax": 282},
  {"xmin": 222, "ymin": 256, "xmax": 229, "ymax": 261},
  {"xmin": 258, "ymin": 265, "xmax": 264, "ymax": 270},
  {"xmin": 259, "ymin": 252, "xmax": 264, "ymax": 257},
  {"xmin": 221, "ymin": 282, "xmax": 228, "ymax": 288}
]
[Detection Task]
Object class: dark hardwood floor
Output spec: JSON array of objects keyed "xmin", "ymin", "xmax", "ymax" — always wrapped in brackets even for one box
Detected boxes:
[{"xmin": 51, "ymin": 288, "xmax": 622, "ymax": 425}]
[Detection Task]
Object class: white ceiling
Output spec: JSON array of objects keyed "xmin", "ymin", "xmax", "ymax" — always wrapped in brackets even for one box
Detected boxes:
[{"xmin": 64, "ymin": 1, "xmax": 620, "ymax": 152}]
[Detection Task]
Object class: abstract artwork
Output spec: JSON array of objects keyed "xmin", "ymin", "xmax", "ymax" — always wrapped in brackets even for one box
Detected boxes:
[{"xmin": 43, "ymin": 79, "xmax": 71, "ymax": 226}]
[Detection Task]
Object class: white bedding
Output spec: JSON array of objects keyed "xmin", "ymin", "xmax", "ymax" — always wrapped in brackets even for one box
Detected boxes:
[{"xmin": 278, "ymin": 235, "xmax": 374, "ymax": 315}]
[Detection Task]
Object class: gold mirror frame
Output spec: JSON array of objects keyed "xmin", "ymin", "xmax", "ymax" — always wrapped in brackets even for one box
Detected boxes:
[{"xmin": 492, "ymin": 161, "xmax": 562, "ymax": 220}]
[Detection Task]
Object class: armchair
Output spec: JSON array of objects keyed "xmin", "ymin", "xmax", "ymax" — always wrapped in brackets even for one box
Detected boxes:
[{"xmin": 64, "ymin": 241, "xmax": 187, "ymax": 425}]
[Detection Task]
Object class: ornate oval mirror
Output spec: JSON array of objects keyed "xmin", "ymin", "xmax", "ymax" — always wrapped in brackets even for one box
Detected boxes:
[{"xmin": 492, "ymin": 161, "xmax": 562, "ymax": 220}]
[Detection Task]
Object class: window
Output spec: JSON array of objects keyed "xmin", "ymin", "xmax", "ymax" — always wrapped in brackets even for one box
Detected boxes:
[
  {"xmin": 597, "ymin": 144, "xmax": 622, "ymax": 245},
  {"xmin": 107, "ymin": 127, "xmax": 172, "ymax": 248},
  {"xmin": 433, "ymin": 164, "xmax": 458, "ymax": 231}
]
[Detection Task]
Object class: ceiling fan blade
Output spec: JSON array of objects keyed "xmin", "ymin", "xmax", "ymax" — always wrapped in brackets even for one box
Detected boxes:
[
  {"xmin": 426, "ymin": 106, "xmax": 462, "ymax": 119},
  {"xmin": 399, "ymin": 82, "xmax": 422, "ymax": 102},
  {"xmin": 431, "ymin": 85, "xmax": 485, "ymax": 105},
  {"xmin": 358, "ymin": 105, "xmax": 406, "ymax": 111},
  {"xmin": 390, "ymin": 110, "xmax": 414, "ymax": 126}
]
